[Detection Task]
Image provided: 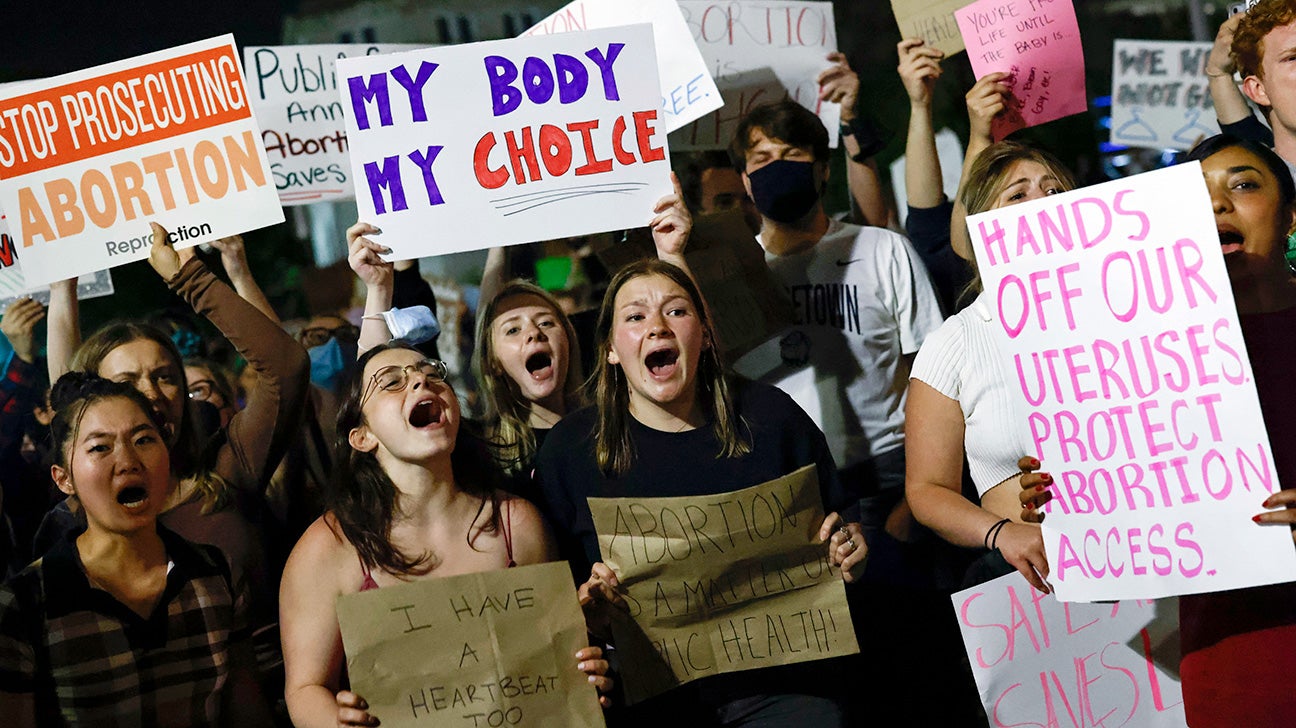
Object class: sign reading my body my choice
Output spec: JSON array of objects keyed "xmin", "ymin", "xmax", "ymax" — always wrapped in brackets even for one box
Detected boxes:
[
  {"xmin": 336, "ymin": 25, "xmax": 672, "ymax": 261},
  {"xmin": 967, "ymin": 163, "xmax": 1296, "ymax": 602},
  {"xmin": 0, "ymin": 35, "xmax": 284, "ymax": 288},
  {"xmin": 244, "ymin": 44, "xmax": 425, "ymax": 205}
]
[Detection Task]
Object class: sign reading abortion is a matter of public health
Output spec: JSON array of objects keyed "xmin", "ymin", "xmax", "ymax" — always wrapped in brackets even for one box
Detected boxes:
[
  {"xmin": 967, "ymin": 162, "xmax": 1296, "ymax": 603},
  {"xmin": 0, "ymin": 35, "xmax": 283, "ymax": 288},
  {"xmin": 336, "ymin": 25, "xmax": 672, "ymax": 261}
]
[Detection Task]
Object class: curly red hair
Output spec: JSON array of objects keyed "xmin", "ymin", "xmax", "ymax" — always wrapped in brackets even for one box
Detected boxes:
[{"xmin": 1233, "ymin": 0, "xmax": 1296, "ymax": 79}]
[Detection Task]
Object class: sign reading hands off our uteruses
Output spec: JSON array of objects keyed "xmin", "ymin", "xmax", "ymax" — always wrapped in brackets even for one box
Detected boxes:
[
  {"xmin": 955, "ymin": 0, "xmax": 1086, "ymax": 139},
  {"xmin": 335, "ymin": 25, "xmax": 672, "ymax": 262},
  {"xmin": 0, "ymin": 35, "xmax": 284, "ymax": 288},
  {"xmin": 523, "ymin": 0, "xmax": 722, "ymax": 133},
  {"xmin": 587, "ymin": 465, "xmax": 859, "ymax": 704},
  {"xmin": 967, "ymin": 162, "xmax": 1296, "ymax": 603},
  {"xmin": 336, "ymin": 562, "xmax": 605, "ymax": 728}
]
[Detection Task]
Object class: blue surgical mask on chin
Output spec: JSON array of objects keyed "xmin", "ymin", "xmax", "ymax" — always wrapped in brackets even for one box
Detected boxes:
[
  {"xmin": 746, "ymin": 159, "xmax": 822, "ymax": 224},
  {"xmin": 308, "ymin": 338, "xmax": 357, "ymax": 392}
]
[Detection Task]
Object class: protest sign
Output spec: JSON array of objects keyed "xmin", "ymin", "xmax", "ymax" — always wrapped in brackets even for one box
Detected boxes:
[
  {"xmin": 588, "ymin": 465, "xmax": 858, "ymax": 703},
  {"xmin": 966, "ymin": 162, "xmax": 1296, "ymax": 602},
  {"xmin": 336, "ymin": 562, "xmax": 605, "ymax": 728},
  {"xmin": 1110, "ymin": 40, "xmax": 1219, "ymax": 151},
  {"xmin": 591, "ymin": 208, "xmax": 794, "ymax": 357},
  {"xmin": 955, "ymin": 0, "xmax": 1087, "ymax": 139},
  {"xmin": 244, "ymin": 44, "xmax": 426, "ymax": 205},
  {"xmin": 336, "ymin": 25, "xmax": 672, "ymax": 261},
  {"xmin": 891, "ymin": 0, "xmax": 968, "ymax": 57},
  {"xmin": 0, "ymin": 35, "xmax": 284, "ymax": 288},
  {"xmin": 523, "ymin": 0, "xmax": 722, "ymax": 133},
  {"xmin": 671, "ymin": 1, "xmax": 840, "ymax": 150},
  {"xmin": 954, "ymin": 571, "xmax": 1185, "ymax": 727},
  {"xmin": 0, "ymin": 212, "xmax": 113, "ymax": 306}
]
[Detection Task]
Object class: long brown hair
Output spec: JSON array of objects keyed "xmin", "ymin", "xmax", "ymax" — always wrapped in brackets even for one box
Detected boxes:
[
  {"xmin": 72, "ymin": 321, "xmax": 232, "ymax": 513},
  {"xmin": 473, "ymin": 280, "xmax": 584, "ymax": 477},
  {"xmin": 592, "ymin": 259, "xmax": 750, "ymax": 476},
  {"xmin": 330, "ymin": 342, "xmax": 499, "ymax": 575}
]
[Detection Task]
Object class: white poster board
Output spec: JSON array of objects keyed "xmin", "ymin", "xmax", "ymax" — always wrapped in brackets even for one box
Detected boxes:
[
  {"xmin": 954, "ymin": 572, "xmax": 1186, "ymax": 727},
  {"xmin": 523, "ymin": 0, "xmax": 722, "ymax": 133},
  {"xmin": 0, "ymin": 35, "xmax": 284, "ymax": 288},
  {"xmin": 671, "ymin": 1, "xmax": 840, "ymax": 150},
  {"xmin": 244, "ymin": 44, "xmax": 426, "ymax": 205},
  {"xmin": 966, "ymin": 163, "xmax": 1296, "ymax": 602},
  {"xmin": 336, "ymin": 25, "xmax": 672, "ymax": 261},
  {"xmin": 1110, "ymin": 40, "xmax": 1220, "ymax": 151},
  {"xmin": 0, "ymin": 213, "xmax": 112, "ymax": 306}
]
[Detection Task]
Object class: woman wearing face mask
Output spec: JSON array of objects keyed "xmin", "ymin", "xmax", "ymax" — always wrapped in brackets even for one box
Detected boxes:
[
  {"xmin": 279, "ymin": 343, "xmax": 610, "ymax": 728},
  {"xmin": 0, "ymin": 373, "xmax": 272, "ymax": 727},
  {"xmin": 40, "ymin": 222, "xmax": 310, "ymax": 712},
  {"xmin": 904, "ymin": 141, "xmax": 1074, "ymax": 593},
  {"xmin": 1168, "ymin": 135, "xmax": 1296, "ymax": 728},
  {"xmin": 535, "ymin": 259, "xmax": 866, "ymax": 727}
]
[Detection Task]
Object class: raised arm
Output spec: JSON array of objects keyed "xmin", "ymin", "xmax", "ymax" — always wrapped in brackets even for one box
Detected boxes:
[
  {"xmin": 899, "ymin": 39, "xmax": 946, "ymax": 209},
  {"xmin": 1208, "ymin": 13, "xmax": 1256, "ymax": 127},
  {"xmin": 951, "ymin": 73, "xmax": 1011, "ymax": 259},
  {"xmin": 148, "ymin": 222, "xmax": 309, "ymax": 492},
  {"xmin": 821, "ymin": 51, "xmax": 891, "ymax": 227},
  {"xmin": 45, "ymin": 279, "xmax": 79, "ymax": 383},
  {"xmin": 0, "ymin": 299, "xmax": 45, "ymax": 459},
  {"xmin": 209, "ymin": 235, "xmax": 280, "ymax": 325},
  {"xmin": 347, "ymin": 222, "xmax": 395, "ymax": 354},
  {"xmin": 651, "ymin": 172, "xmax": 694, "ymax": 274},
  {"xmin": 904, "ymin": 379, "xmax": 1050, "ymax": 592}
]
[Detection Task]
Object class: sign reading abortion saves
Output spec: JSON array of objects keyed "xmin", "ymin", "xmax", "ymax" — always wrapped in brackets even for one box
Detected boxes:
[
  {"xmin": 967, "ymin": 163, "xmax": 1296, "ymax": 602},
  {"xmin": 0, "ymin": 35, "xmax": 283, "ymax": 288},
  {"xmin": 588, "ymin": 465, "xmax": 858, "ymax": 704},
  {"xmin": 337, "ymin": 25, "xmax": 672, "ymax": 261}
]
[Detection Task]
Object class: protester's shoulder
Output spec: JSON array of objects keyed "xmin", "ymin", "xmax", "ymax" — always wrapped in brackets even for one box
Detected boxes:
[
  {"xmin": 0, "ymin": 559, "xmax": 46, "ymax": 614},
  {"xmin": 534, "ymin": 405, "xmax": 597, "ymax": 465},
  {"xmin": 733, "ymin": 378, "xmax": 806, "ymax": 426}
]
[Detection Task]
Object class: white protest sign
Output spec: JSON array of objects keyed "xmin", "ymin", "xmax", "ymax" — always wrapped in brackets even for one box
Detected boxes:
[
  {"xmin": 0, "ymin": 35, "xmax": 284, "ymax": 288},
  {"xmin": 523, "ymin": 0, "xmax": 722, "ymax": 133},
  {"xmin": 967, "ymin": 163, "xmax": 1296, "ymax": 602},
  {"xmin": 954, "ymin": 571, "xmax": 1185, "ymax": 727},
  {"xmin": 671, "ymin": 1, "xmax": 840, "ymax": 150},
  {"xmin": 1110, "ymin": 40, "xmax": 1219, "ymax": 151},
  {"xmin": 337, "ymin": 25, "xmax": 672, "ymax": 261},
  {"xmin": 0, "ymin": 213, "xmax": 113, "ymax": 306},
  {"xmin": 244, "ymin": 44, "xmax": 426, "ymax": 205}
]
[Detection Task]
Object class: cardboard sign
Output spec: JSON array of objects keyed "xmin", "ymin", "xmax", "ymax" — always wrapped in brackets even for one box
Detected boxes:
[
  {"xmin": 591, "ymin": 209, "xmax": 794, "ymax": 358},
  {"xmin": 336, "ymin": 25, "xmax": 672, "ymax": 262},
  {"xmin": 336, "ymin": 562, "xmax": 605, "ymax": 728},
  {"xmin": 966, "ymin": 162, "xmax": 1296, "ymax": 602},
  {"xmin": 0, "ymin": 213, "xmax": 113, "ymax": 306},
  {"xmin": 671, "ymin": 1, "xmax": 841, "ymax": 150},
  {"xmin": 956, "ymin": 0, "xmax": 1087, "ymax": 139},
  {"xmin": 587, "ymin": 465, "xmax": 859, "ymax": 703},
  {"xmin": 0, "ymin": 35, "xmax": 284, "ymax": 288},
  {"xmin": 1110, "ymin": 40, "xmax": 1219, "ymax": 151},
  {"xmin": 954, "ymin": 572, "xmax": 1186, "ymax": 727},
  {"xmin": 523, "ymin": 0, "xmax": 722, "ymax": 133},
  {"xmin": 891, "ymin": 0, "xmax": 969, "ymax": 57},
  {"xmin": 244, "ymin": 44, "xmax": 426, "ymax": 205}
]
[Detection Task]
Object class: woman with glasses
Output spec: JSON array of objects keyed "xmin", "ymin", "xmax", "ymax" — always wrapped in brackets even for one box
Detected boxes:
[{"xmin": 279, "ymin": 343, "xmax": 611, "ymax": 728}]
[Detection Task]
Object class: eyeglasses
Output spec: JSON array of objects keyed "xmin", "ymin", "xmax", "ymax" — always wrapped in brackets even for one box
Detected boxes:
[
  {"xmin": 299, "ymin": 324, "xmax": 360, "ymax": 349},
  {"xmin": 187, "ymin": 379, "xmax": 225, "ymax": 405},
  {"xmin": 361, "ymin": 359, "xmax": 449, "ymax": 406}
]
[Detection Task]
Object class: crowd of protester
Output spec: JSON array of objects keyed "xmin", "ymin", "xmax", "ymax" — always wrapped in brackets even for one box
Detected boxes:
[{"xmin": 2, "ymin": 1, "xmax": 1296, "ymax": 726}]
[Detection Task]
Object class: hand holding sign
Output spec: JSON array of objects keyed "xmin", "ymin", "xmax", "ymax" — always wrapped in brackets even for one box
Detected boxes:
[
  {"xmin": 0, "ymin": 297, "xmax": 45, "ymax": 364},
  {"xmin": 966, "ymin": 72, "xmax": 1012, "ymax": 147},
  {"xmin": 1017, "ymin": 455, "xmax": 1054, "ymax": 523},
  {"xmin": 578, "ymin": 561, "xmax": 625, "ymax": 641},
  {"xmin": 818, "ymin": 513, "xmax": 866, "ymax": 583},
  {"xmin": 1255, "ymin": 490, "xmax": 1296, "ymax": 543},
  {"xmin": 147, "ymin": 222, "xmax": 196, "ymax": 283},
  {"xmin": 649, "ymin": 172, "xmax": 692, "ymax": 261},
  {"xmin": 816, "ymin": 52, "xmax": 859, "ymax": 120},
  {"xmin": 335, "ymin": 690, "xmax": 378, "ymax": 727},
  {"xmin": 346, "ymin": 221, "xmax": 393, "ymax": 291},
  {"xmin": 897, "ymin": 39, "xmax": 945, "ymax": 107}
]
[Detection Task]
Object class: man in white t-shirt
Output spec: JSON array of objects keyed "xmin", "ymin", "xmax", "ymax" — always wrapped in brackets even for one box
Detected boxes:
[{"xmin": 727, "ymin": 101, "xmax": 944, "ymax": 534}]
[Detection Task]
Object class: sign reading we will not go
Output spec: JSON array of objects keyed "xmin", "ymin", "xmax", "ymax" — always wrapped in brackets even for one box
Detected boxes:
[
  {"xmin": 967, "ymin": 163, "xmax": 1296, "ymax": 603},
  {"xmin": 337, "ymin": 25, "xmax": 671, "ymax": 261}
]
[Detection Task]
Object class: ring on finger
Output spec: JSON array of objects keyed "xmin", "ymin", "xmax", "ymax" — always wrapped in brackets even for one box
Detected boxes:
[{"xmin": 846, "ymin": 538, "xmax": 856, "ymax": 551}]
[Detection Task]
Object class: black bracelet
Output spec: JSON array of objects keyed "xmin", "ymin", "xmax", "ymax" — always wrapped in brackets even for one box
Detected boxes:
[
  {"xmin": 984, "ymin": 518, "xmax": 1011, "ymax": 551},
  {"xmin": 839, "ymin": 116, "xmax": 888, "ymax": 162}
]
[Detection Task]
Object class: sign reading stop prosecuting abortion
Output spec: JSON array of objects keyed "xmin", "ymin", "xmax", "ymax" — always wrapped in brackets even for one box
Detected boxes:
[
  {"xmin": 336, "ymin": 24, "xmax": 672, "ymax": 261},
  {"xmin": 0, "ymin": 35, "xmax": 283, "ymax": 288},
  {"xmin": 966, "ymin": 162, "xmax": 1296, "ymax": 603}
]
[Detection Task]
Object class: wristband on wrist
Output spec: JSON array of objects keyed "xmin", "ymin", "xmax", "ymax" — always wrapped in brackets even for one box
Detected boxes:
[
  {"xmin": 984, "ymin": 518, "xmax": 1011, "ymax": 551},
  {"xmin": 840, "ymin": 116, "xmax": 888, "ymax": 161}
]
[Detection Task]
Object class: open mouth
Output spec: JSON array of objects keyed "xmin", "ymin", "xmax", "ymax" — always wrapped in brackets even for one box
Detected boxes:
[
  {"xmin": 117, "ymin": 486, "xmax": 148, "ymax": 508},
  {"xmin": 1219, "ymin": 229, "xmax": 1244, "ymax": 254},
  {"xmin": 408, "ymin": 399, "xmax": 444, "ymax": 428},
  {"xmin": 525, "ymin": 352, "xmax": 553, "ymax": 380},
  {"xmin": 645, "ymin": 348, "xmax": 680, "ymax": 378}
]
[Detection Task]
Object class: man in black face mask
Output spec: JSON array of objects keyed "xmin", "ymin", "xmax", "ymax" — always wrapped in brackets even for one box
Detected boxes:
[{"xmin": 727, "ymin": 100, "xmax": 943, "ymax": 543}]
